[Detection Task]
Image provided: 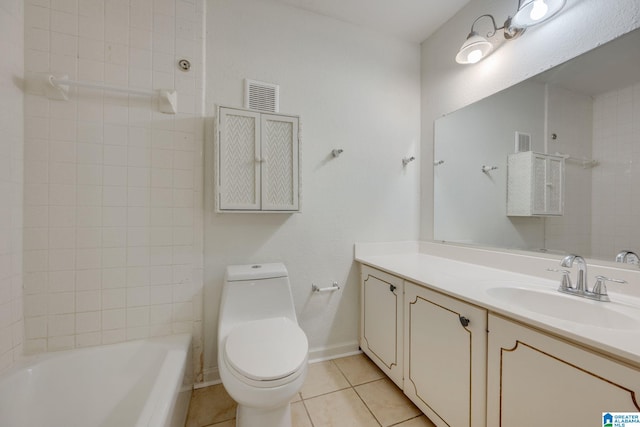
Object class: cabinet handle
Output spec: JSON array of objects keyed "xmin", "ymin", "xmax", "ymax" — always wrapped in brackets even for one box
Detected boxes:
[
  {"xmin": 459, "ymin": 316, "xmax": 470, "ymax": 327},
  {"xmin": 389, "ymin": 284, "xmax": 397, "ymax": 293}
]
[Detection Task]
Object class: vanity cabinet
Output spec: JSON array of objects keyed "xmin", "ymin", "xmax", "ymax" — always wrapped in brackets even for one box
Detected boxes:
[
  {"xmin": 507, "ymin": 151, "xmax": 564, "ymax": 216},
  {"xmin": 360, "ymin": 265, "xmax": 403, "ymax": 387},
  {"xmin": 487, "ymin": 314, "xmax": 640, "ymax": 427},
  {"xmin": 404, "ymin": 282, "xmax": 487, "ymax": 427},
  {"xmin": 216, "ymin": 106, "xmax": 300, "ymax": 212}
]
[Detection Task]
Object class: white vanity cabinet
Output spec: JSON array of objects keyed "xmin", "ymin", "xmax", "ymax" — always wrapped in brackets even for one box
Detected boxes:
[
  {"xmin": 404, "ymin": 282, "xmax": 487, "ymax": 427},
  {"xmin": 360, "ymin": 265, "xmax": 404, "ymax": 387},
  {"xmin": 216, "ymin": 106, "xmax": 300, "ymax": 212},
  {"xmin": 507, "ymin": 151, "xmax": 564, "ymax": 216},
  {"xmin": 487, "ymin": 314, "xmax": 640, "ymax": 427}
]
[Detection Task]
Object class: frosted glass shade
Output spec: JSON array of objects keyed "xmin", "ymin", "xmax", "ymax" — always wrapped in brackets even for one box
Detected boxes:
[
  {"xmin": 511, "ymin": 0, "xmax": 567, "ymax": 28},
  {"xmin": 456, "ymin": 33, "xmax": 493, "ymax": 64}
]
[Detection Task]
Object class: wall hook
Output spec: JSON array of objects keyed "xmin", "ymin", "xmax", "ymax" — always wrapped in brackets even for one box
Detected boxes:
[
  {"xmin": 481, "ymin": 165, "xmax": 498, "ymax": 173},
  {"xmin": 402, "ymin": 156, "xmax": 416, "ymax": 167},
  {"xmin": 331, "ymin": 149, "xmax": 344, "ymax": 157}
]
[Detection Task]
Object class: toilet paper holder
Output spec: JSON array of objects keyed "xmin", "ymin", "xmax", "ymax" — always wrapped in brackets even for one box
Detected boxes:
[{"xmin": 312, "ymin": 282, "xmax": 341, "ymax": 293}]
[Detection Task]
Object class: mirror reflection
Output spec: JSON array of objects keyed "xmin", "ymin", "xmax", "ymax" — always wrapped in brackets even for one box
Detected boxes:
[{"xmin": 434, "ymin": 28, "xmax": 640, "ymax": 264}]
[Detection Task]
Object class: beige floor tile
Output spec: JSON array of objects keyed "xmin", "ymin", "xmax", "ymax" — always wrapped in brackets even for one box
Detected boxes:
[
  {"xmin": 305, "ymin": 388, "xmax": 380, "ymax": 427},
  {"xmin": 393, "ymin": 415, "xmax": 437, "ymax": 427},
  {"xmin": 204, "ymin": 420, "xmax": 235, "ymax": 427},
  {"xmin": 355, "ymin": 378, "xmax": 421, "ymax": 427},
  {"xmin": 333, "ymin": 353, "xmax": 385, "ymax": 386},
  {"xmin": 292, "ymin": 401, "xmax": 313, "ymax": 427},
  {"xmin": 186, "ymin": 384, "xmax": 237, "ymax": 427},
  {"xmin": 300, "ymin": 361, "xmax": 350, "ymax": 399},
  {"xmin": 291, "ymin": 392, "xmax": 302, "ymax": 403}
]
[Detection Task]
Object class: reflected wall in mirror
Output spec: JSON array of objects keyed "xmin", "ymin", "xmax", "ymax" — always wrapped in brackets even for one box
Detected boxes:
[{"xmin": 434, "ymin": 28, "xmax": 640, "ymax": 263}]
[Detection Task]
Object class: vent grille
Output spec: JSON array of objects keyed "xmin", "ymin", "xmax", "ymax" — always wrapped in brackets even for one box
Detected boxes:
[
  {"xmin": 244, "ymin": 79, "xmax": 279, "ymax": 113},
  {"xmin": 515, "ymin": 131, "xmax": 531, "ymax": 152}
]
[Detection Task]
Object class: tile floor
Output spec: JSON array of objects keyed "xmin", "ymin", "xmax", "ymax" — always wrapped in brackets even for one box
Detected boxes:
[{"xmin": 185, "ymin": 353, "xmax": 436, "ymax": 427}]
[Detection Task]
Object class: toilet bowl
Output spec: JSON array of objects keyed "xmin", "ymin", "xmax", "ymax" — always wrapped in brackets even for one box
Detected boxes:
[{"xmin": 218, "ymin": 263, "xmax": 309, "ymax": 427}]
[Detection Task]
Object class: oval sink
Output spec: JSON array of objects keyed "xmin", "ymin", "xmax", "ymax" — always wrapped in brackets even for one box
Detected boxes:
[{"xmin": 486, "ymin": 287, "xmax": 640, "ymax": 330}]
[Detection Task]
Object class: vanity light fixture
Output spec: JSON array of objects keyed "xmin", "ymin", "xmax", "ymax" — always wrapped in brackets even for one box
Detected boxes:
[{"xmin": 456, "ymin": 0, "xmax": 567, "ymax": 65}]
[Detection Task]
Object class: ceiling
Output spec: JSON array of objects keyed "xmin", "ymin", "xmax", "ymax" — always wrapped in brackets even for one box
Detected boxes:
[
  {"xmin": 272, "ymin": 0, "xmax": 471, "ymax": 43},
  {"xmin": 535, "ymin": 28, "xmax": 640, "ymax": 96}
]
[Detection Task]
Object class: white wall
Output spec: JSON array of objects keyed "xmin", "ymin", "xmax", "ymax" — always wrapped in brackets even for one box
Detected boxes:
[
  {"xmin": 434, "ymin": 80, "xmax": 546, "ymax": 250},
  {"xmin": 0, "ymin": 0, "xmax": 24, "ymax": 372},
  {"xmin": 421, "ymin": 0, "xmax": 640, "ymax": 240},
  {"xmin": 205, "ymin": 0, "xmax": 421, "ymax": 378},
  {"xmin": 22, "ymin": 0, "xmax": 206, "ymax": 379},
  {"xmin": 591, "ymin": 83, "xmax": 640, "ymax": 259}
]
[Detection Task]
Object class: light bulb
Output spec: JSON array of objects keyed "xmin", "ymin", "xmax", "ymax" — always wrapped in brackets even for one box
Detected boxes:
[
  {"xmin": 467, "ymin": 49, "xmax": 483, "ymax": 64},
  {"xmin": 530, "ymin": 0, "xmax": 549, "ymax": 21}
]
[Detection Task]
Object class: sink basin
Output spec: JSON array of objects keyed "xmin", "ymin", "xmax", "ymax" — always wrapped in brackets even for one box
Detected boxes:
[{"xmin": 486, "ymin": 287, "xmax": 640, "ymax": 330}]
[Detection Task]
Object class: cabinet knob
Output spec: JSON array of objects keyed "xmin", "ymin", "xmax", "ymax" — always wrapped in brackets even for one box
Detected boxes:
[
  {"xmin": 459, "ymin": 316, "xmax": 470, "ymax": 327},
  {"xmin": 389, "ymin": 284, "xmax": 397, "ymax": 293}
]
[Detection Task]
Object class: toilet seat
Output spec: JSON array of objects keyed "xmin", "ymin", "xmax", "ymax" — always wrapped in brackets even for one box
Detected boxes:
[{"xmin": 224, "ymin": 317, "xmax": 308, "ymax": 387}]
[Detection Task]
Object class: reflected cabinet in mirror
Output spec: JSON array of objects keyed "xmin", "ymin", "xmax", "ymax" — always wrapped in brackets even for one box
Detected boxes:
[{"xmin": 434, "ymin": 28, "xmax": 640, "ymax": 264}]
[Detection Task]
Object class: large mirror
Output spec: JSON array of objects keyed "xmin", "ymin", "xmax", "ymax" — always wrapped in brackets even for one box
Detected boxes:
[{"xmin": 434, "ymin": 28, "xmax": 640, "ymax": 263}]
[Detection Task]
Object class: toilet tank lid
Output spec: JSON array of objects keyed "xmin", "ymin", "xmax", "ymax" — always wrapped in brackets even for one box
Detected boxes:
[{"xmin": 226, "ymin": 263, "xmax": 288, "ymax": 281}]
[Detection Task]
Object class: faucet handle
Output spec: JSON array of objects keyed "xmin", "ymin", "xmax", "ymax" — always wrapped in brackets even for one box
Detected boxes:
[
  {"xmin": 547, "ymin": 268, "xmax": 572, "ymax": 291},
  {"xmin": 592, "ymin": 275, "xmax": 627, "ymax": 301}
]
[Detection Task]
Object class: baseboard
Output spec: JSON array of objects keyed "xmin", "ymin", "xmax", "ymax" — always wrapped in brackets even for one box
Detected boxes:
[
  {"xmin": 197, "ymin": 367, "xmax": 221, "ymax": 389},
  {"xmin": 308, "ymin": 340, "xmax": 361, "ymax": 364},
  {"xmin": 195, "ymin": 341, "xmax": 361, "ymax": 389}
]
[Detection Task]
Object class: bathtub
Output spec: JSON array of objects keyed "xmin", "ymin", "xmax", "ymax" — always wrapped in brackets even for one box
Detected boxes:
[{"xmin": 0, "ymin": 333, "xmax": 193, "ymax": 427}]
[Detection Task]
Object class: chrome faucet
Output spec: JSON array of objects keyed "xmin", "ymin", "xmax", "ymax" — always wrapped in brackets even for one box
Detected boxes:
[
  {"xmin": 560, "ymin": 254, "xmax": 588, "ymax": 292},
  {"xmin": 615, "ymin": 250, "xmax": 639, "ymax": 265},
  {"xmin": 550, "ymin": 254, "xmax": 627, "ymax": 302}
]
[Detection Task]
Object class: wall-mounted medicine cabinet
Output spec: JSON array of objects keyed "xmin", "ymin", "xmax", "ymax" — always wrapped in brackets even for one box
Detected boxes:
[
  {"xmin": 215, "ymin": 106, "xmax": 300, "ymax": 213},
  {"xmin": 507, "ymin": 151, "xmax": 564, "ymax": 217}
]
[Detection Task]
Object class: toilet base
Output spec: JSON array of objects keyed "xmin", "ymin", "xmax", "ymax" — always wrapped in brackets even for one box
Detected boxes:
[{"xmin": 236, "ymin": 402, "xmax": 292, "ymax": 427}]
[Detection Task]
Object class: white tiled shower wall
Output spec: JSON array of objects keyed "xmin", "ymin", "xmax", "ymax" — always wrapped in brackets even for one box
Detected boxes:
[
  {"xmin": 591, "ymin": 82, "xmax": 640, "ymax": 260},
  {"xmin": 0, "ymin": 0, "xmax": 25, "ymax": 372},
  {"xmin": 22, "ymin": 0, "xmax": 205, "ymax": 378}
]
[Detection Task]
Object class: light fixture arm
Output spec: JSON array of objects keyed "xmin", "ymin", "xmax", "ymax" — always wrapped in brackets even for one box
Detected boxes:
[
  {"xmin": 468, "ymin": 12, "xmax": 524, "ymax": 41},
  {"xmin": 469, "ymin": 14, "xmax": 500, "ymax": 38}
]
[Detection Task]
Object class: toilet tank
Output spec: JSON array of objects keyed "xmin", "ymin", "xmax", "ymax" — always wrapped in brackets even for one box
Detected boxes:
[{"xmin": 220, "ymin": 263, "xmax": 298, "ymax": 330}]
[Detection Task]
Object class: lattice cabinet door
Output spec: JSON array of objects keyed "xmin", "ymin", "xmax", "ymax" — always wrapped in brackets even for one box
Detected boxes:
[
  {"xmin": 261, "ymin": 114, "xmax": 299, "ymax": 211},
  {"xmin": 217, "ymin": 106, "xmax": 300, "ymax": 212},
  {"xmin": 218, "ymin": 107, "xmax": 261, "ymax": 210}
]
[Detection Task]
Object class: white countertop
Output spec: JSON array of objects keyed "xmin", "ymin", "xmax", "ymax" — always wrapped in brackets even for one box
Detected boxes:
[{"xmin": 356, "ymin": 251, "xmax": 640, "ymax": 367}]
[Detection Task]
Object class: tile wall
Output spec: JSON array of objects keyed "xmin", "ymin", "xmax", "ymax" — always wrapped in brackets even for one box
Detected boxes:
[
  {"xmin": 0, "ymin": 0, "xmax": 25, "ymax": 372},
  {"xmin": 544, "ymin": 85, "xmax": 593, "ymax": 256},
  {"xmin": 591, "ymin": 82, "xmax": 640, "ymax": 260},
  {"xmin": 22, "ymin": 0, "xmax": 205, "ymax": 377}
]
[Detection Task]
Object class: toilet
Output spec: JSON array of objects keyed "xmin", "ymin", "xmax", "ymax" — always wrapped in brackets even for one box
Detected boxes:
[{"xmin": 218, "ymin": 263, "xmax": 309, "ymax": 427}]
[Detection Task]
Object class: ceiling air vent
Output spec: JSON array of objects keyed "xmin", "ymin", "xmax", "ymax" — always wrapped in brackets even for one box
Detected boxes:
[
  {"xmin": 244, "ymin": 79, "xmax": 279, "ymax": 113},
  {"xmin": 515, "ymin": 131, "xmax": 531, "ymax": 153}
]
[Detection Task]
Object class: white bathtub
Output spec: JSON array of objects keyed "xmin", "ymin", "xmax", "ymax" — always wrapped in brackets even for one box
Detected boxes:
[{"xmin": 0, "ymin": 334, "xmax": 193, "ymax": 427}]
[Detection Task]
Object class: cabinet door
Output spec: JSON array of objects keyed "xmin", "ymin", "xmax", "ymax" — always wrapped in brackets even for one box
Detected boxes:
[
  {"xmin": 360, "ymin": 265, "xmax": 403, "ymax": 387},
  {"xmin": 404, "ymin": 282, "xmax": 487, "ymax": 427},
  {"xmin": 531, "ymin": 154, "xmax": 547, "ymax": 215},
  {"xmin": 218, "ymin": 108, "xmax": 261, "ymax": 210},
  {"xmin": 487, "ymin": 314, "xmax": 640, "ymax": 427},
  {"xmin": 545, "ymin": 156, "xmax": 563, "ymax": 215},
  {"xmin": 260, "ymin": 114, "xmax": 299, "ymax": 211}
]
